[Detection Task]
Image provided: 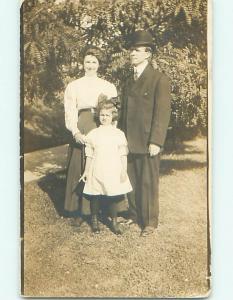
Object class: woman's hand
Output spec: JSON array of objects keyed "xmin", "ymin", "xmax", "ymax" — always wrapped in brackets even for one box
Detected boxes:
[
  {"xmin": 74, "ymin": 131, "xmax": 86, "ymax": 144},
  {"xmin": 120, "ymin": 170, "xmax": 127, "ymax": 183}
]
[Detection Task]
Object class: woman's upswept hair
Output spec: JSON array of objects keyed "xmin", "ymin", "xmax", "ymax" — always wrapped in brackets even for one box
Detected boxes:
[
  {"xmin": 96, "ymin": 94, "xmax": 121, "ymax": 122},
  {"xmin": 82, "ymin": 45, "xmax": 105, "ymax": 65}
]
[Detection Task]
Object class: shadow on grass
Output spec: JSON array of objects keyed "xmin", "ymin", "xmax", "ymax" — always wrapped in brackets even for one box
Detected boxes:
[
  {"xmin": 37, "ymin": 171, "xmax": 119, "ymax": 220},
  {"xmin": 37, "ymin": 172, "xmax": 127, "ymax": 234},
  {"xmin": 164, "ymin": 143, "xmax": 204, "ymax": 155},
  {"xmin": 163, "ymin": 136, "xmax": 206, "ymax": 155},
  {"xmin": 160, "ymin": 159, "xmax": 206, "ymax": 176},
  {"xmin": 37, "ymin": 171, "xmax": 67, "ymax": 217}
]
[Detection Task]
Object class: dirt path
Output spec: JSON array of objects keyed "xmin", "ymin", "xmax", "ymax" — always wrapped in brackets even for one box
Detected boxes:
[{"xmin": 23, "ymin": 138, "xmax": 209, "ymax": 297}]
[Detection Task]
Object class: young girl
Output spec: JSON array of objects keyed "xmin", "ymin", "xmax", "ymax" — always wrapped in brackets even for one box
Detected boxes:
[{"xmin": 80, "ymin": 97, "xmax": 132, "ymax": 234}]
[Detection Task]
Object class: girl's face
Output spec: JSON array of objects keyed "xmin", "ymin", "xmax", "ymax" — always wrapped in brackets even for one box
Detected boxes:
[
  {"xmin": 99, "ymin": 109, "xmax": 113, "ymax": 126},
  {"xmin": 84, "ymin": 55, "xmax": 99, "ymax": 76}
]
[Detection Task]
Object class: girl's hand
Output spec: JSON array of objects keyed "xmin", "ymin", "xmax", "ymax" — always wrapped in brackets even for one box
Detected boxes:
[
  {"xmin": 74, "ymin": 132, "xmax": 86, "ymax": 144},
  {"xmin": 79, "ymin": 173, "xmax": 87, "ymax": 183},
  {"xmin": 120, "ymin": 170, "xmax": 127, "ymax": 183}
]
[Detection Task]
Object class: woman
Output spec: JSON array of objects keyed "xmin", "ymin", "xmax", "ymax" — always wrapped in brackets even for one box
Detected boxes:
[{"xmin": 64, "ymin": 46, "xmax": 117, "ymax": 226}]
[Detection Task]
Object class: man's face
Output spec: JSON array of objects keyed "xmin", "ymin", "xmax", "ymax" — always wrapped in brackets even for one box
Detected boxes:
[{"xmin": 129, "ymin": 46, "xmax": 151, "ymax": 66}]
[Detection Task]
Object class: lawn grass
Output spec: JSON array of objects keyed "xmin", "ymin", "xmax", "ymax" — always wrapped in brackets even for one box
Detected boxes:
[{"xmin": 22, "ymin": 137, "xmax": 209, "ymax": 297}]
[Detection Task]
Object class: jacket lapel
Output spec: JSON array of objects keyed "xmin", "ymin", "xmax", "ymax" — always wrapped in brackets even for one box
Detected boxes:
[{"xmin": 128, "ymin": 64, "xmax": 153, "ymax": 93}]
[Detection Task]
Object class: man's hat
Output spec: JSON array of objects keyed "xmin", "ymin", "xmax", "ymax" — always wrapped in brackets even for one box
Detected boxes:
[{"xmin": 129, "ymin": 30, "xmax": 154, "ymax": 49}]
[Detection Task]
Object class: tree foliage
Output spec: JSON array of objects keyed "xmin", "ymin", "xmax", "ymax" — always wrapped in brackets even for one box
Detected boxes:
[{"xmin": 22, "ymin": 0, "xmax": 207, "ymax": 130}]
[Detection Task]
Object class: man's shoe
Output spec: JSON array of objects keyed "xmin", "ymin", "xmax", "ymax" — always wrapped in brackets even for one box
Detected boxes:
[
  {"xmin": 140, "ymin": 226, "xmax": 155, "ymax": 237},
  {"xmin": 91, "ymin": 215, "xmax": 100, "ymax": 234}
]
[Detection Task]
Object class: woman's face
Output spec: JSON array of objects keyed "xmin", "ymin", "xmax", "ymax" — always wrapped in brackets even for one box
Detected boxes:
[
  {"xmin": 83, "ymin": 55, "xmax": 99, "ymax": 76},
  {"xmin": 99, "ymin": 109, "xmax": 113, "ymax": 126}
]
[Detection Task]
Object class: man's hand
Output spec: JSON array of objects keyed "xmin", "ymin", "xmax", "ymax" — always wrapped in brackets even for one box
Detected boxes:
[
  {"xmin": 74, "ymin": 131, "xmax": 86, "ymax": 144},
  {"xmin": 148, "ymin": 144, "xmax": 160, "ymax": 157}
]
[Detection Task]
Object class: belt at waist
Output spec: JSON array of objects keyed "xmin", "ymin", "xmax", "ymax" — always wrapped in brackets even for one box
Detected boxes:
[{"xmin": 78, "ymin": 108, "xmax": 95, "ymax": 116}]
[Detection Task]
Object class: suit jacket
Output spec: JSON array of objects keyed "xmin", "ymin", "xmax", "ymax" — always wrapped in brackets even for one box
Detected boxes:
[{"xmin": 120, "ymin": 64, "xmax": 171, "ymax": 154}]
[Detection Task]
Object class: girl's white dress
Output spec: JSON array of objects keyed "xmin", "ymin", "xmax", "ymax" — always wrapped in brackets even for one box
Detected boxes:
[{"xmin": 83, "ymin": 125, "xmax": 132, "ymax": 196}]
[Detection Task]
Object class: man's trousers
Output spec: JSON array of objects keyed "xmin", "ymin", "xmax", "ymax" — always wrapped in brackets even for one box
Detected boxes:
[{"xmin": 127, "ymin": 153, "xmax": 160, "ymax": 228}]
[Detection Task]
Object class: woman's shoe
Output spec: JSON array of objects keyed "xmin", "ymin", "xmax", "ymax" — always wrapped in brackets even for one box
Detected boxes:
[
  {"xmin": 91, "ymin": 215, "xmax": 100, "ymax": 233},
  {"xmin": 71, "ymin": 216, "xmax": 83, "ymax": 227},
  {"xmin": 111, "ymin": 218, "xmax": 124, "ymax": 235}
]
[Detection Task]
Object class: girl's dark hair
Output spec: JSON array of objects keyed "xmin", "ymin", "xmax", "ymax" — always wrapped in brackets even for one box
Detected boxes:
[{"xmin": 96, "ymin": 94, "xmax": 121, "ymax": 122}]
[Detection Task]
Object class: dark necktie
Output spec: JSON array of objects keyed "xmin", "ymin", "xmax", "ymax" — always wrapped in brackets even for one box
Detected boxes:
[{"xmin": 134, "ymin": 70, "xmax": 138, "ymax": 81}]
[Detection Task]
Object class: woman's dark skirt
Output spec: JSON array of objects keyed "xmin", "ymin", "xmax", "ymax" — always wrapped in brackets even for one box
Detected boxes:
[
  {"xmin": 64, "ymin": 111, "xmax": 128, "ymax": 215},
  {"xmin": 64, "ymin": 111, "xmax": 96, "ymax": 215}
]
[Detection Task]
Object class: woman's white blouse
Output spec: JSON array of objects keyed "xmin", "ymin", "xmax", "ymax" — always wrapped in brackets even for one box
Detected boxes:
[{"xmin": 64, "ymin": 75, "xmax": 117, "ymax": 136}]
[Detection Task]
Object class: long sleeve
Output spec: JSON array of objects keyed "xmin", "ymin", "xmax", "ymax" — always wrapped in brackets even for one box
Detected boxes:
[
  {"xmin": 64, "ymin": 83, "xmax": 79, "ymax": 136},
  {"xmin": 118, "ymin": 81, "xmax": 128, "ymax": 131},
  {"xmin": 149, "ymin": 74, "xmax": 171, "ymax": 147},
  {"xmin": 107, "ymin": 83, "xmax": 117, "ymax": 98}
]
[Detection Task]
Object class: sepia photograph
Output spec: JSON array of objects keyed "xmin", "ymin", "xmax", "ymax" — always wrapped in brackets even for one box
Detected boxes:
[{"xmin": 21, "ymin": 0, "xmax": 210, "ymax": 297}]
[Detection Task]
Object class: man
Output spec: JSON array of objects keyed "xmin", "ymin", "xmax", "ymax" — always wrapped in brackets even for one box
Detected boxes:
[{"xmin": 121, "ymin": 30, "xmax": 171, "ymax": 236}]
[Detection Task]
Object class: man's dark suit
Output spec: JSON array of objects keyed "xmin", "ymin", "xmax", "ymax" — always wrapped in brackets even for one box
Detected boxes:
[{"xmin": 121, "ymin": 63, "xmax": 171, "ymax": 228}]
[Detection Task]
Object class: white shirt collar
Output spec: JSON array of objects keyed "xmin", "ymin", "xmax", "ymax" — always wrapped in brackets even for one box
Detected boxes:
[
  {"xmin": 134, "ymin": 60, "xmax": 148, "ymax": 78},
  {"xmin": 84, "ymin": 74, "xmax": 98, "ymax": 79}
]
